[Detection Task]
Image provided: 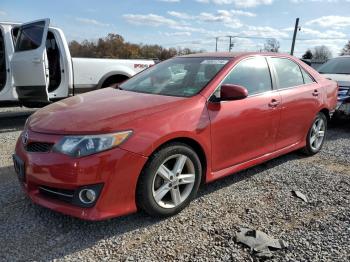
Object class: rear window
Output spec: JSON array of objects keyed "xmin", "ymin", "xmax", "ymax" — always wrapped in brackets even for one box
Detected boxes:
[
  {"xmin": 271, "ymin": 58, "xmax": 304, "ymax": 89},
  {"xmin": 301, "ymin": 68, "xmax": 315, "ymax": 84},
  {"xmin": 15, "ymin": 21, "xmax": 45, "ymax": 52}
]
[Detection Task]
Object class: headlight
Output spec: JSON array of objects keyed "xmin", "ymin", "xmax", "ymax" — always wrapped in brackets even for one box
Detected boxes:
[{"xmin": 53, "ymin": 131, "xmax": 132, "ymax": 157}]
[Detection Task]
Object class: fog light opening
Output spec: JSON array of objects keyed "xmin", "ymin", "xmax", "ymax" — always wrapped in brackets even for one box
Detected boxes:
[{"xmin": 79, "ymin": 189, "xmax": 96, "ymax": 204}]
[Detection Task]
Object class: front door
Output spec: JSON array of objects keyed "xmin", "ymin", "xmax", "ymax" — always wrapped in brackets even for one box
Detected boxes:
[
  {"xmin": 11, "ymin": 19, "xmax": 50, "ymax": 103},
  {"xmin": 0, "ymin": 26, "xmax": 8, "ymax": 96},
  {"xmin": 208, "ymin": 56, "xmax": 281, "ymax": 172}
]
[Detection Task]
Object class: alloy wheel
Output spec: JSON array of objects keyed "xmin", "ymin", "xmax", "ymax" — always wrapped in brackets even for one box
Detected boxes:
[
  {"xmin": 152, "ymin": 154, "xmax": 196, "ymax": 209},
  {"xmin": 310, "ymin": 116, "xmax": 326, "ymax": 151}
]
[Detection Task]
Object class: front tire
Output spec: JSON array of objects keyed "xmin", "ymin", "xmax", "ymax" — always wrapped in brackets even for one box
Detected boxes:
[
  {"xmin": 301, "ymin": 112, "xmax": 327, "ymax": 156},
  {"xmin": 137, "ymin": 143, "xmax": 202, "ymax": 217}
]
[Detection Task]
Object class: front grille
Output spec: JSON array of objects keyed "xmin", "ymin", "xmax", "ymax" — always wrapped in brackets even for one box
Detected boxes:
[
  {"xmin": 39, "ymin": 186, "xmax": 75, "ymax": 203},
  {"xmin": 26, "ymin": 142, "xmax": 53, "ymax": 153}
]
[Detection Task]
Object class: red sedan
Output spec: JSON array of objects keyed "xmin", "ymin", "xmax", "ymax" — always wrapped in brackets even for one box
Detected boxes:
[{"xmin": 13, "ymin": 52, "xmax": 338, "ymax": 220}]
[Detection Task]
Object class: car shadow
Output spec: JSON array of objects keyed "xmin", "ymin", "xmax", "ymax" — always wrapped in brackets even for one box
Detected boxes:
[
  {"xmin": 0, "ymin": 151, "xmax": 303, "ymax": 261},
  {"xmin": 197, "ymin": 152, "xmax": 303, "ymax": 198},
  {"xmin": 327, "ymin": 120, "xmax": 350, "ymax": 141},
  {"xmin": 0, "ymin": 164, "xmax": 168, "ymax": 261},
  {"xmin": 0, "ymin": 110, "xmax": 34, "ymax": 134}
]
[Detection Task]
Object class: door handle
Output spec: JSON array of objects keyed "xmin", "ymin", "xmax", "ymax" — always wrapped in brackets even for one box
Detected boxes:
[
  {"xmin": 312, "ymin": 90, "xmax": 319, "ymax": 96},
  {"xmin": 268, "ymin": 99, "xmax": 280, "ymax": 108},
  {"xmin": 32, "ymin": 58, "xmax": 41, "ymax": 63}
]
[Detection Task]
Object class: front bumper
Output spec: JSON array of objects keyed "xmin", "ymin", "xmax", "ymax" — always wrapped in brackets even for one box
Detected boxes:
[
  {"xmin": 14, "ymin": 129, "xmax": 148, "ymax": 221},
  {"xmin": 336, "ymin": 86, "xmax": 350, "ymax": 116}
]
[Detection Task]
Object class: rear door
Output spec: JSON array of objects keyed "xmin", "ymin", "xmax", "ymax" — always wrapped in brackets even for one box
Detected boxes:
[
  {"xmin": 268, "ymin": 57, "xmax": 322, "ymax": 150},
  {"xmin": 11, "ymin": 19, "xmax": 50, "ymax": 103}
]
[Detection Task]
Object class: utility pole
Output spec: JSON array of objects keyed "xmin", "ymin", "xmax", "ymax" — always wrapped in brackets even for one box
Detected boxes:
[
  {"xmin": 227, "ymin": 36, "xmax": 235, "ymax": 52},
  {"xmin": 290, "ymin": 18, "xmax": 300, "ymax": 56},
  {"xmin": 229, "ymin": 36, "xmax": 232, "ymax": 52},
  {"xmin": 215, "ymin": 37, "xmax": 219, "ymax": 52}
]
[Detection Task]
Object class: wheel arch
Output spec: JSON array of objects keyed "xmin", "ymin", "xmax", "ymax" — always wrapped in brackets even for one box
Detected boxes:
[
  {"xmin": 98, "ymin": 71, "xmax": 132, "ymax": 89},
  {"xmin": 319, "ymin": 108, "xmax": 330, "ymax": 122},
  {"xmin": 140, "ymin": 136, "xmax": 208, "ymax": 185}
]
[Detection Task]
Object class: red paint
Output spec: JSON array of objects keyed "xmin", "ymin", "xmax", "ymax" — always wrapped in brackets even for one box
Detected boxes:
[
  {"xmin": 15, "ymin": 52, "xmax": 338, "ymax": 220},
  {"xmin": 220, "ymin": 84, "xmax": 248, "ymax": 100}
]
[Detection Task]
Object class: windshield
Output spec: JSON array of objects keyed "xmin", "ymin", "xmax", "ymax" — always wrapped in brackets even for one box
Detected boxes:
[
  {"xmin": 318, "ymin": 57, "xmax": 350, "ymax": 74},
  {"xmin": 120, "ymin": 57, "xmax": 229, "ymax": 97}
]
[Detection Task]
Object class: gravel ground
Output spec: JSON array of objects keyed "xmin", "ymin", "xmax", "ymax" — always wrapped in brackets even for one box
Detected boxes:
[{"xmin": 0, "ymin": 106, "xmax": 349, "ymax": 262}]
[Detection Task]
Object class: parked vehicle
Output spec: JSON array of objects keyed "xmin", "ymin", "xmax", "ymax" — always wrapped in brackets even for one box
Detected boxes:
[
  {"xmin": 13, "ymin": 52, "xmax": 338, "ymax": 220},
  {"xmin": 318, "ymin": 56, "xmax": 350, "ymax": 119},
  {"xmin": 0, "ymin": 19, "xmax": 154, "ymax": 107}
]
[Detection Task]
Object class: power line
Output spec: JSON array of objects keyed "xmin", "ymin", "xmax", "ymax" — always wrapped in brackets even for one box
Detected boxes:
[
  {"xmin": 161, "ymin": 35, "xmax": 349, "ymax": 47},
  {"xmin": 215, "ymin": 35, "xmax": 349, "ymax": 41}
]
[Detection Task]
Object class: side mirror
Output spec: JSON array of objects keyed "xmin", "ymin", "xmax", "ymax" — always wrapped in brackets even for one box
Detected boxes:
[{"xmin": 220, "ymin": 84, "xmax": 248, "ymax": 101}]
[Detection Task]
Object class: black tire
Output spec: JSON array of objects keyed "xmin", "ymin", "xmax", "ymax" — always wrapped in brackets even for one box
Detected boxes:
[
  {"xmin": 301, "ymin": 112, "xmax": 327, "ymax": 156},
  {"xmin": 136, "ymin": 142, "xmax": 202, "ymax": 217}
]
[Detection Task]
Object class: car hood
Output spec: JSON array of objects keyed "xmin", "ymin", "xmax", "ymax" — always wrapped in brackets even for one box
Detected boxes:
[
  {"xmin": 28, "ymin": 88, "xmax": 186, "ymax": 135},
  {"xmin": 321, "ymin": 73, "xmax": 350, "ymax": 87}
]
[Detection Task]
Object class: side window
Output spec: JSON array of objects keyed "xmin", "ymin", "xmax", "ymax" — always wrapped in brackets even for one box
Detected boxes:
[
  {"xmin": 271, "ymin": 58, "xmax": 304, "ymax": 89},
  {"xmin": 300, "ymin": 67, "xmax": 315, "ymax": 84},
  {"xmin": 15, "ymin": 21, "xmax": 45, "ymax": 52},
  {"xmin": 221, "ymin": 57, "xmax": 272, "ymax": 96}
]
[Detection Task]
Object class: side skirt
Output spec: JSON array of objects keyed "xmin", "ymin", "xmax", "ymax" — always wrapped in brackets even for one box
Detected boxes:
[{"xmin": 206, "ymin": 141, "xmax": 305, "ymax": 183}]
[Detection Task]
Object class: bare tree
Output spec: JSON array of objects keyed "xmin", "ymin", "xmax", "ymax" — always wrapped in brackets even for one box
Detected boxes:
[
  {"xmin": 312, "ymin": 46, "xmax": 332, "ymax": 62},
  {"xmin": 263, "ymin": 38, "xmax": 280, "ymax": 53},
  {"xmin": 340, "ymin": 41, "xmax": 350, "ymax": 56}
]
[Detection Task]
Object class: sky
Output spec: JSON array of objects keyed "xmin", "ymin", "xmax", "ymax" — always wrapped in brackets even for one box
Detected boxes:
[{"xmin": 1, "ymin": 0, "xmax": 350, "ymax": 57}]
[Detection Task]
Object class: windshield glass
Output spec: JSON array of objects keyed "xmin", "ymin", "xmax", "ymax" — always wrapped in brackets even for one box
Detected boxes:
[
  {"xmin": 120, "ymin": 57, "xmax": 229, "ymax": 97},
  {"xmin": 318, "ymin": 57, "xmax": 350, "ymax": 74}
]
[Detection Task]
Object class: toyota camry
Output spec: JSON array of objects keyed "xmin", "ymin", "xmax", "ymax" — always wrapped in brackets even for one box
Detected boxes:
[{"xmin": 13, "ymin": 52, "xmax": 338, "ymax": 220}]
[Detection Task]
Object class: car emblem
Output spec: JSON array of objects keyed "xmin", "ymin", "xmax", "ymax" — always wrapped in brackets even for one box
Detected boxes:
[{"xmin": 22, "ymin": 131, "xmax": 29, "ymax": 146}]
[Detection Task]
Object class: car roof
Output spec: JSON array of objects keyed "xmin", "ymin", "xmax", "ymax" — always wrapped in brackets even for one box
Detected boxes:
[
  {"xmin": 180, "ymin": 52, "xmax": 296, "ymax": 60},
  {"xmin": 0, "ymin": 21, "xmax": 21, "ymax": 26}
]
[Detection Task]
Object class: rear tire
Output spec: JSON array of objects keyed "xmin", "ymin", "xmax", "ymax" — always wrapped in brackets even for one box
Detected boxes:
[
  {"xmin": 301, "ymin": 112, "xmax": 327, "ymax": 156},
  {"xmin": 137, "ymin": 143, "xmax": 202, "ymax": 217}
]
